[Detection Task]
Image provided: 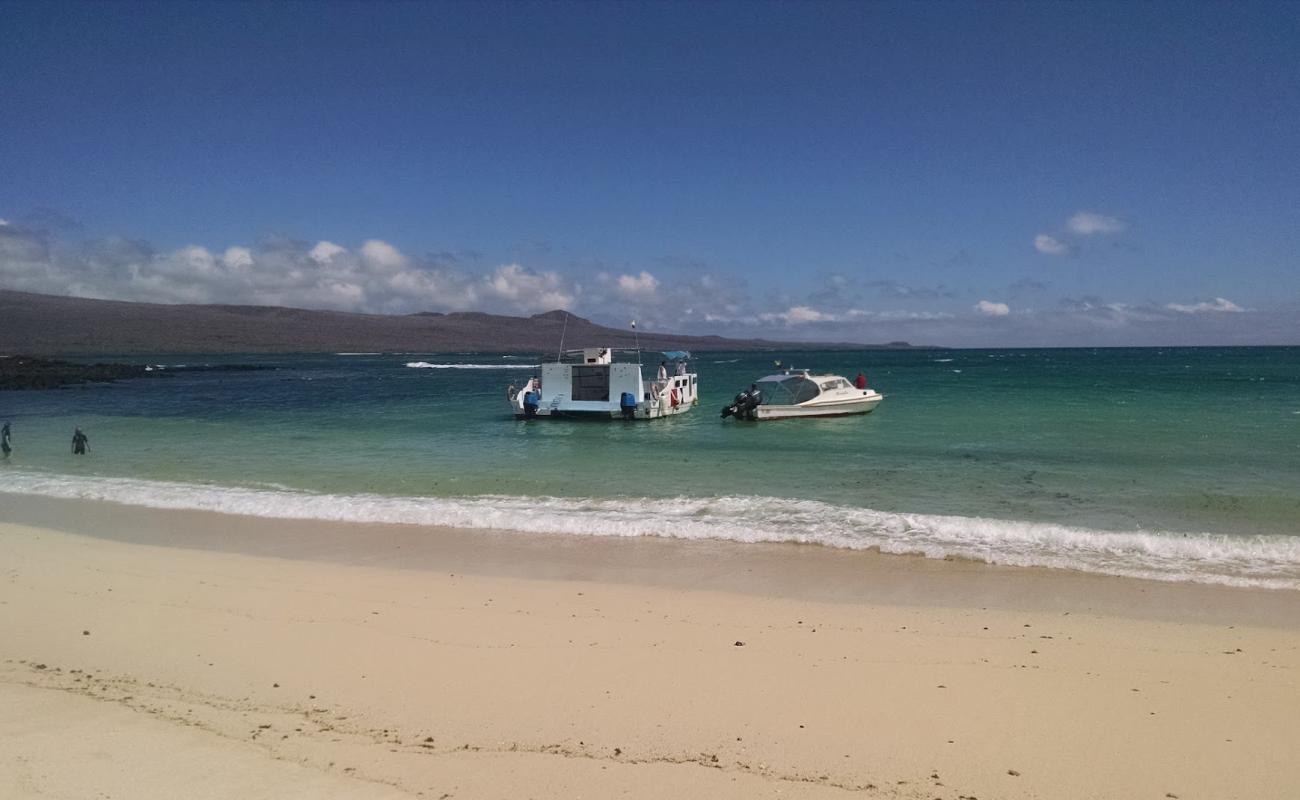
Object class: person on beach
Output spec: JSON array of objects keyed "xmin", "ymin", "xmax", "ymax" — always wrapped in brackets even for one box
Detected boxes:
[
  {"xmin": 854, "ymin": 372, "xmax": 867, "ymax": 390},
  {"xmin": 71, "ymin": 427, "xmax": 88, "ymax": 455},
  {"xmin": 1, "ymin": 422, "xmax": 11, "ymax": 457}
]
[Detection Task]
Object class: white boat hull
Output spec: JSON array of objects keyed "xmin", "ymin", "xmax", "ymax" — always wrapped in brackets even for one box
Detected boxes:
[
  {"xmin": 754, "ymin": 392, "xmax": 882, "ymax": 420},
  {"xmin": 512, "ymin": 396, "xmax": 696, "ymax": 420}
]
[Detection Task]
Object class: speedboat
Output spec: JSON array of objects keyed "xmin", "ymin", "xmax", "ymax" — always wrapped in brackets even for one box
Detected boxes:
[
  {"xmin": 508, "ymin": 348, "xmax": 697, "ymax": 420},
  {"xmin": 722, "ymin": 368, "xmax": 882, "ymax": 421}
]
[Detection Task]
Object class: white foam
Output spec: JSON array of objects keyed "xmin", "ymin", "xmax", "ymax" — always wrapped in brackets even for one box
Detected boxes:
[
  {"xmin": 405, "ymin": 362, "xmax": 539, "ymax": 370},
  {"xmin": 3, "ymin": 471, "xmax": 1297, "ymax": 591},
  {"xmin": 932, "ymin": 358, "xmax": 954, "ymax": 362},
  {"xmin": 336, "ymin": 352, "xmax": 381, "ymax": 356}
]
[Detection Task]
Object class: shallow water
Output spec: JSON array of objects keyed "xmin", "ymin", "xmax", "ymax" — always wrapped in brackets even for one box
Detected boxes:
[{"xmin": 2, "ymin": 347, "xmax": 1298, "ymax": 588}]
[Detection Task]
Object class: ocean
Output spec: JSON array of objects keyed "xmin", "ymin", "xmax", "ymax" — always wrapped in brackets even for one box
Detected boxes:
[{"xmin": 2, "ymin": 347, "xmax": 1298, "ymax": 589}]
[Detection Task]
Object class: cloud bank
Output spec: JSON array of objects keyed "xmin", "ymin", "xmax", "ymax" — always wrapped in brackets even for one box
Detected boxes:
[
  {"xmin": 0, "ymin": 225, "xmax": 574, "ymax": 316},
  {"xmin": 0, "ymin": 221, "xmax": 1288, "ymax": 347}
]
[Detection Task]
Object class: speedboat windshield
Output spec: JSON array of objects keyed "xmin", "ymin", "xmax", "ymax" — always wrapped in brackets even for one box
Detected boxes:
[{"xmin": 754, "ymin": 374, "xmax": 821, "ymax": 405}]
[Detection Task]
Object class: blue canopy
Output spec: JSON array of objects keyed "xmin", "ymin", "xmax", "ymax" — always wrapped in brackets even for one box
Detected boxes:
[{"xmin": 662, "ymin": 350, "xmax": 691, "ymax": 360}]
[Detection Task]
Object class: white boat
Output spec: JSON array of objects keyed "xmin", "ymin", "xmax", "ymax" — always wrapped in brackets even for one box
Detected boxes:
[
  {"xmin": 508, "ymin": 348, "xmax": 697, "ymax": 420},
  {"xmin": 722, "ymin": 369, "xmax": 882, "ymax": 421}
]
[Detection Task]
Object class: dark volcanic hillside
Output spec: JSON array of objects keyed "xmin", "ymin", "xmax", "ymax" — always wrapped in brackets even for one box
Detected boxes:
[{"xmin": 0, "ymin": 290, "xmax": 917, "ymax": 355}]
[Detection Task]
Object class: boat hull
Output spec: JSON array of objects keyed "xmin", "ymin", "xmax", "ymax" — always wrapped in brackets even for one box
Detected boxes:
[
  {"xmin": 512, "ymin": 401, "xmax": 695, "ymax": 420},
  {"xmin": 753, "ymin": 394, "xmax": 882, "ymax": 420}
]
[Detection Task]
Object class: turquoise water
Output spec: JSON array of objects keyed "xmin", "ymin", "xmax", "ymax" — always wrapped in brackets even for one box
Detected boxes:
[{"xmin": 2, "ymin": 347, "xmax": 1299, "ymax": 587}]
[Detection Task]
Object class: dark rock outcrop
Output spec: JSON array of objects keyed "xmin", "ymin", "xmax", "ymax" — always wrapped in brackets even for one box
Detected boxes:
[{"xmin": 0, "ymin": 355, "xmax": 151, "ymax": 390}]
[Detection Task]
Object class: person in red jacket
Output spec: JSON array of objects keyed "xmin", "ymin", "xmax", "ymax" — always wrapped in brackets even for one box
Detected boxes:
[{"xmin": 854, "ymin": 372, "xmax": 867, "ymax": 390}]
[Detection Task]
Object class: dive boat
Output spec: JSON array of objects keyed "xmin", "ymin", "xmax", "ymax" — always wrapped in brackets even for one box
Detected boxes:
[
  {"xmin": 722, "ymin": 368, "xmax": 882, "ymax": 421},
  {"xmin": 508, "ymin": 348, "xmax": 697, "ymax": 420}
]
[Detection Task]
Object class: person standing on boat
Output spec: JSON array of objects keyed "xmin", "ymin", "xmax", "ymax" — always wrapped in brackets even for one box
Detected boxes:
[
  {"xmin": 675, "ymin": 360, "xmax": 687, "ymax": 376},
  {"xmin": 71, "ymin": 427, "xmax": 89, "ymax": 455},
  {"xmin": 854, "ymin": 372, "xmax": 867, "ymax": 390},
  {"xmin": 657, "ymin": 361, "xmax": 668, "ymax": 381},
  {"xmin": 1, "ymin": 422, "xmax": 11, "ymax": 457}
]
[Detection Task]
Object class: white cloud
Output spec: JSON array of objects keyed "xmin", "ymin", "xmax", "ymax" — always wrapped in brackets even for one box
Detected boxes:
[
  {"xmin": 1034, "ymin": 234, "xmax": 1069, "ymax": 255},
  {"xmin": 360, "ymin": 239, "xmax": 407, "ymax": 271},
  {"xmin": 615, "ymin": 270, "xmax": 659, "ymax": 299},
  {"xmin": 760, "ymin": 305, "xmax": 832, "ymax": 325},
  {"xmin": 975, "ymin": 300, "xmax": 1010, "ymax": 316},
  {"xmin": 483, "ymin": 263, "xmax": 575, "ymax": 312},
  {"xmin": 1067, "ymin": 211, "xmax": 1127, "ymax": 235},
  {"xmin": 175, "ymin": 245, "xmax": 219, "ymax": 275},
  {"xmin": 1165, "ymin": 297, "xmax": 1245, "ymax": 314},
  {"xmin": 755, "ymin": 305, "xmax": 955, "ymax": 326},
  {"xmin": 309, "ymin": 240, "xmax": 346, "ymax": 263},
  {"xmin": 222, "ymin": 246, "xmax": 253, "ymax": 270},
  {"xmin": 844, "ymin": 309, "xmax": 955, "ymax": 322}
]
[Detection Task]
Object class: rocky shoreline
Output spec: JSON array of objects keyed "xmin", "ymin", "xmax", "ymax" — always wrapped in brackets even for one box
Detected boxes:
[
  {"xmin": 0, "ymin": 356, "xmax": 274, "ymax": 390},
  {"xmin": 0, "ymin": 355, "xmax": 154, "ymax": 391}
]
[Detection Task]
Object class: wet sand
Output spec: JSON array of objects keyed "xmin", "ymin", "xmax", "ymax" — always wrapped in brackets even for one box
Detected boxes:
[{"xmin": 2, "ymin": 495, "xmax": 1299, "ymax": 799}]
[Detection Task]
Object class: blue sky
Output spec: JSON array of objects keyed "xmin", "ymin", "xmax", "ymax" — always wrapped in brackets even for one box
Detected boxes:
[{"xmin": 1, "ymin": 0, "xmax": 1297, "ymax": 345}]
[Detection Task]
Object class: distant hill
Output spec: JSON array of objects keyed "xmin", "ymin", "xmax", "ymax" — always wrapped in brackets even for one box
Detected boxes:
[{"xmin": 0, "ymin": 289, "xmax": 924, "ymax": 356}]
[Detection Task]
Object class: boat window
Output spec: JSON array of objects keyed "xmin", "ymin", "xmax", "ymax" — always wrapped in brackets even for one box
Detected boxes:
[
  {"xmin": 571, "ymin": 366, "xmax": 610, "ymax": 401},
  {"xmin": 754, "ymin": 376, "xmax": 821, "ymax": 405}
]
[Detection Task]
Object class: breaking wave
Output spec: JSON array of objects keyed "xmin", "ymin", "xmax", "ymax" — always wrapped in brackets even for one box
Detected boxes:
[{"xmin": 3, "ymin": 471, "xmax": 1298, "ymax": 590}]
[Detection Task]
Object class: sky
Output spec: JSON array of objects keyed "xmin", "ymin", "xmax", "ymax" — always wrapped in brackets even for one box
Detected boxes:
[{"xmin": 1, "ymin": 0, "xmax": 1297, "ymax": 346}]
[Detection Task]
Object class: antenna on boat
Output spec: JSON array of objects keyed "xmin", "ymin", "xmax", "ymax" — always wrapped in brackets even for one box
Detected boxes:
[
  {"xmin": 556, "ymin": 311, "xmax": 569, "ymax": 363},
  {"xmin": 631, "ymin": 319, "xmax": 641, "ymax": 364}
]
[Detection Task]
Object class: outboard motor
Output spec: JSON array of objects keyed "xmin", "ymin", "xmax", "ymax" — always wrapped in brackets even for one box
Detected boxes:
[
  {"xmin": 620, "ymin": 391, "xmax": 637, "ymax": 420},
  {"xmin": 720, "ymin": 387, "xmax": 762, "ymax": 420},
  {"xmin": 523, "ymin": 390, "xmax": 540, "ymax": 418}
]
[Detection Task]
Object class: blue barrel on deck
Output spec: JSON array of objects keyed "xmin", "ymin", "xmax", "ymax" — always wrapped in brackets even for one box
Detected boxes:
[{"xmin": 620, "ymin": 392, "xmax": 637, "ymax": 409}]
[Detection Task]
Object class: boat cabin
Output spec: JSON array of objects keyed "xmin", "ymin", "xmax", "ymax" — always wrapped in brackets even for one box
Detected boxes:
[
  {"xmin": 753, "ymin": 371, "xmax": 852, "ymax": 405},
  {"xmin": 511, "ymin": 348, "xmax": 697, "ymax": 419}
]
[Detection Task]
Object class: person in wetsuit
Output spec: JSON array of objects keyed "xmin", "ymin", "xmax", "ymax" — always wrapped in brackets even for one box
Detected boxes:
[
  {"xmin": 1, "ymin": 423, "xmax": 11, "ymax": 457},
  {"xmin": 71, "ymin": 427, "xmax": 88, "ymax": 455}
]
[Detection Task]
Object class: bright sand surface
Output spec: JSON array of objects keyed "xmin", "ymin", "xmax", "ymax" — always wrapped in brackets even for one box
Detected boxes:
[{"xmin": 2, "ymin": 496, "xmax": 1299, "ymax": 799}]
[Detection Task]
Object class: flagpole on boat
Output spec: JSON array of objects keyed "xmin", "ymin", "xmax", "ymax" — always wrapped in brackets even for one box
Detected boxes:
[
  {"xmin": 631, "ymin": 320, "xmax": 640, "ymax": 364},
  {"xmin": 556, "ymin": 312, "xmax": 569, "ymax": 363}
]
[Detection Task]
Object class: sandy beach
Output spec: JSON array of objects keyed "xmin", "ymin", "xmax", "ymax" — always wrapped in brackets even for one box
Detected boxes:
[{"xmin": 2, "ymin": 496, "xmax": 1298, "ymax": 800}]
